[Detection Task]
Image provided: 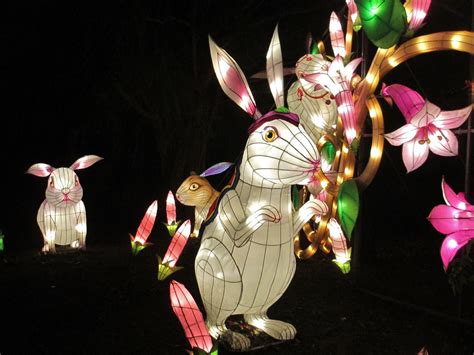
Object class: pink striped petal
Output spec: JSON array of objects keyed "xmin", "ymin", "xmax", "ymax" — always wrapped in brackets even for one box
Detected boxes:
[
  {"xmin": 428, "ymin": 128, "xmax": 458, "ymax": 157},
  {"xmin": 428, "ymin": 205, "xmax": 474, "ymax": 234},
  {"xmin": 384, "ymin": 124, "xmax": 419, "ymax": 146},
  {"xmin": 166, "ymin": 191, "xmax": 177, "ymax": 225},
  {"xmin": 346, "ymin": 0, "xmax": 359, "ymax": 24},
  {"xmin": 402, "ymin": 136, "xmax": 429, "ymax": 173},
  {"xmin": 441, "ymin": 178, "xmax": 474, "ymax": 211},
  {"xmin": 329, "ymin": 12, "xmax": 346, "ymax": 57},
  {"xmin": 170, "ymin": 280, "xmax": 213, "ymax": 352},
  {"xmin": 381, "ymin": 84, "xmax": 425, "ymax": 122},
  {"xmin": 408, "ymin": 0, "xmax": 432, "ymax": 30},
  {"xmin": 433, "ymin": 105, "xmax": 472, "ymax": 129},
  {"xmin": 411, "ymin": 101, "xmax": 441, "ymax": 127},
  {"xmin": 440, "ymin": 231, "xmax": 474, "ymax": 270},
  {"xmin": 135, "ymin": 200, "xmax": 158, "ymax": 244},
  {"xmin": 163, "ymin": 220, "xmax": 191, "ymax": 267},
  {"xmin": 342, "ymin": 57, "xmax": 362, "ymax": 82}
]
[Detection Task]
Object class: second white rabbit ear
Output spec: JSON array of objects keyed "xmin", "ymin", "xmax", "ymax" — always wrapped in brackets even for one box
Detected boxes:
[
  {"xmin": 209, "ymin": 35, "xmax": 261, "ymax": 120},
  {"xmin": 266, "ymin": 24, "xmax": 285, "ymax": 108},
  {"xmin": 70, "ymin": 155, "xmax": 103, "ymax": 170}
]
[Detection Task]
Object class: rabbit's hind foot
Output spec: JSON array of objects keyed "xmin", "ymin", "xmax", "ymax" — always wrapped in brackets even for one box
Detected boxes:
[{"xmin": 244, "ymin": 313, "xmax": 296, "ymax": 340}]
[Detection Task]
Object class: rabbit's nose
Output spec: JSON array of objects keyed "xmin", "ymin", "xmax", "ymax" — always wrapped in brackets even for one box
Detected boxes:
[{"xmin": 62, "ymin": 188, "xmax": 70, "ymax": 194}]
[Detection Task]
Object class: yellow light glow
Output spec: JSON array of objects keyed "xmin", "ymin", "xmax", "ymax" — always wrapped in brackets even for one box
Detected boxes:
[
  {"xmin": 387, "ymin": 56, "xmax": 398, "ymax": 68},
  {"xmin": 370, "ymin": 147, "xmax": 382, "ymax": 159},
  {"xmin": 365, "ymin": 72, "xmax": 375, "ymax": 85},
  {"xmin": 416, "ymin": 42, "xmax": 428, "ymax": 51},
  {"xmin": 369, "ymin": 108, "xmax": 377, "ymax": 118},
  {"xmin": 342, "ymin": 146, "xmax": 349, "ymax": 154},
  {"xmin": 451, "ymin": 35, "xmax": 462, "ymax": 49},
  {"xmin": 344, "ymin": 166, "xmax": 353, "ymax": 176},
  {"xmin": 321, "ymin": 180, "xmax": 329, "ymax": 190}
]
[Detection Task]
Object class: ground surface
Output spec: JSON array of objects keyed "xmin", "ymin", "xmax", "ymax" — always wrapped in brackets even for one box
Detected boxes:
[{"xmin": 1, "ymin": 236, "xmax": 473, "ymax": 355}]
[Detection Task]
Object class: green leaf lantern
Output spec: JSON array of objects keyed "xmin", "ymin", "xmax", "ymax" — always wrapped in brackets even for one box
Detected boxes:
[
  {"xmin": 355, "ymin": 0, "xmax": 407, "ymax": 48},
  {"xmin": 337, "ymin": 180, "xmax": 360, "ymax": 240},
  {"xmin": 321, "ymin": 141, "xmax": 336, "ymax": 165}
]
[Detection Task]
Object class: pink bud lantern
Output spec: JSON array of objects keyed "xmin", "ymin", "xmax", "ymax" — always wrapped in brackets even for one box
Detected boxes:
[
  {"xmin": 170, "ymin": 280, "xmax": 216, "ymax": 354},
  {"xmin": 26, "ymin": 155, "xmax": 103, "ymax": 253},
  {"xmin": 130, "ymin": 200, "xmax": 158, "ymax": 255},
  {"xmin": 406, "ymin": 0, "xmax": 431, "ymax": 34},
  {"xmin": 329, "ymin": 12, "xmax": 346, "ymax": 58},
  {"xmin": 383, "ymin": 83, "xmax": 472, "ymax": 173},
  {"xmin": 157, "ymin": 219, "xmax": 191, "ymax": 280},
  {"xmin": 327, "ymin": 218, "xmax": 352, "ymax": 273},
  {"xmin": 427, "ymin": 178, "xmax": 474, "ymax": 271},
  {"xmin": 165, "ymin": 190, "xmax": 180, "ymax": 236},
  {"xmin": 345, "ymin": 0, "xmax": 360, "ymax": 30}
]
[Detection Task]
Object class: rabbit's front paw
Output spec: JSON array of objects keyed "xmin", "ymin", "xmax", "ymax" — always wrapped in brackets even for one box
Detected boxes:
[{"xmin": 258, "ymin": 205, "xmax": 281, "ymax": 223}]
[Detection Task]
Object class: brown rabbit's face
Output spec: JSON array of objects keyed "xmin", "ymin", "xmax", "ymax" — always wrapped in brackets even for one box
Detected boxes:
[
  {"xmin": 176, "ymin": 175, "xmax": 216, "ymax": 207},
  {"xmin": 45, "ymin": 168, "xmax": 83, "ymax": 207}
]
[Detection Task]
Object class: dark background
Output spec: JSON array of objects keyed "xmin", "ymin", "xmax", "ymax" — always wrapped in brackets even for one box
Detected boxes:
[{"xmin": 2, "ymin": 1, "xmax": 473, "ymax": 353}]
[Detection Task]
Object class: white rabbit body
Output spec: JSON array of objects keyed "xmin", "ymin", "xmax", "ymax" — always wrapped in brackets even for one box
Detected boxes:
[
  {"xmin": 195, "ymin": 30, "xmax": 328, "ymax": 350},
  {"xmin": 27, "ymin": 155, "xmax": 103, "ymax": 253}
]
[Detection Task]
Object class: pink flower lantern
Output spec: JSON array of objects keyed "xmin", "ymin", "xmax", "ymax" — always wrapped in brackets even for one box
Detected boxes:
[
  {"xmin": 427, "ymin": 178, "xmax": 474, "ymax": 270},
  {"xmin": 383, "ymin": 83, "xmax": 472, "ymax": 172},
  {"xmin": 130, "ymin": 200, "xmax": 158, "ymax": 255}
]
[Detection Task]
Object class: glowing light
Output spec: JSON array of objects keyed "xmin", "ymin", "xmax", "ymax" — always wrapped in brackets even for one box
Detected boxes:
[
  {"xmin": 365, "ymin": 72, "xmax": 375, "ymax": 85},
  {"xmin": 451, "ymin": 35, "xmax": 462, "ymax": 49},
  {"xmin": 370, "ymin": 147, "xmax": 382, "ymax": 159},
  {"xmin": 71, "ymin": 240, "xmax": 80, "ymax": 248},
  {"xmin": 447, "ymin": 239, "xmax": 458, "ymax": 249},
  {"xmin": 321, "ymin": 180, "xmax": 329, "ymax": 189},
  {"xmin": 387, "ymin": 56, "xmax": 399, "ymax": 68},
  {"xmin": 75, "ymin": 223, "xmax": 86, "ymax": 234}
]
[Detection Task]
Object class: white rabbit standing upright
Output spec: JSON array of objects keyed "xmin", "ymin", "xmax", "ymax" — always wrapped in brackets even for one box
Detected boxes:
[
  {"xmin": 26, "ymin": 155, "xmax": 103, "ymax": 253},
  {"xmin": 195, "ymin": 27, "xmax": 328, "ymax": 350}
]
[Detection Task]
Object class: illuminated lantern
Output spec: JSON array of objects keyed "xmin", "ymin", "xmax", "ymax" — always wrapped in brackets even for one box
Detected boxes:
[
  {"xmin": 176, "ymin": 162, "xmax": 232, "ymax": 238},
  {"xmin": 329, "ymin": 12, "xmax": 346, "ymax": 58},
  {"xmin": 197, "ymin": 28, "xmax": 328, "ymax": 350},
  {"xmin": 26, "ymin": 155, "xmax": 103, "ymax": 253},
  {"xmin": 355, "ymin": 0, "xmax": 408, "ymax": 48},
  {"xmin": 383, "ymin": 84, "xmax": 472, "ymax": 172},
  {"xmin": 130, "ymin": 200, "xmax": 158, "ymax": 255},
  {"xmin": 303, "ymin": 55, "xmax": 363, "ymax": 145},
  {"xmin": 428, "ymin": 178, "xmax": 474, "ymax": 270},
  {"xmin": 327, "ymin": 218, "xmax": 352, "ymax": 273},
  {"xmin": 165, "ymin": 190, "xmax": 180, "ymax": 236},
  {"xmin": 0, "ymin": 229, "xmax": 4, "ymax": 253},
  {"xmin": 346, "ymin": 0, "xmax": 361, "ymax": 31},
  {"xmin": 287, "ymin": 54, "xmax": 338, "ymax": 143},
  {"xmin": 405, "ymin": 0, "xmax": 431, "ymax": 36},
  {"xmin": 170, "ymin": 280, "xmax": 216, "ymax": 354},
  {"xmin": 157, "ymin": 219, "xmax": 191, "ymax": 280}
]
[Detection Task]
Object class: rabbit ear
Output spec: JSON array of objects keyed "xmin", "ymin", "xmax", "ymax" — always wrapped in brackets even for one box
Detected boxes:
[
  {"xmin": 26, "ymin": 163, "xmax": 54, "ymax": 177},
  {"xmin": 266, "ymin": 24, "xmax": 285, "ymax": 108},
  {"xmin": 70, "ymin": 155, "xmax": 103, "ymax": 170},
  {"xmin": 209, "ymin": 35, "xmax": 261, "ymax": 119}
]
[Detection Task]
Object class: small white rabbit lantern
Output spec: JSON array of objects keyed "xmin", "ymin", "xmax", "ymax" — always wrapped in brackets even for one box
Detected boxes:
[
  {"xmin": 26, "ymin": 155, "xmax": 103, "ymax": 253},
  {"xmin": 195, "ymin": 27, "xmax": 328, "ymax": 350}
]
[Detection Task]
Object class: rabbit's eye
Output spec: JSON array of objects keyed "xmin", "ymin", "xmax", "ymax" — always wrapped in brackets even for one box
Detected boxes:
[
  {"xmin": 49, "ymin": 177, "xmax": 55, "ymax": 188},
  {"xmin": 190, "ymin": 183, "xmax": 199, "ymax": 191},
  {"xmin": 75, "ymin": 176, "xmax": 79, "ymax": 186},
  {"xmin": 262, "ymin": 127, "xmax": 278, "ymax": 142}
]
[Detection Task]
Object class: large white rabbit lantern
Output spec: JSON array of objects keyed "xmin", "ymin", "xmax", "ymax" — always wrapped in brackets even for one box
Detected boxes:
[
  {"xmin": 26, "ymin": 155, "xmax": 103, "ymax": 253},
  {"xmin": 195, "ymin": 27, "xmax": 328, "ymax": 351}
]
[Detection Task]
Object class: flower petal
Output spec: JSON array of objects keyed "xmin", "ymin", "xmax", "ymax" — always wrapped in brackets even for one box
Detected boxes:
[
  {"xmin": 428, "ymin": 128, "xmax": 458, "ymax": 156},
  {"xmin": 428, "ymin": 205, "xmax": 474, "ymax": 234},
  {"xmin": 381, "ymin": 84, "xmax": 425, "ymax": 123},
  {"xmin": 441, "ymin": 178, "xmax": 474, "ymax": 211},
  {"xmin": 440, "ymin": 231, "xmax": 474, "ymax": 271},
  {"xmin": 433, "ymin": 104, "xmax": 472, "ymax": 129},
  {"xmin": 402, "ymin": 137, "xmax": 429, "ymax": 173},
  {"xmin": 384, "ymin": 124, "xmax": 419, "ymax": 146},
  {"xmin": 410, "ymin": 101, "xmax": 441, "ymax": 127},
  {"xmin": 342, "ymin": 57, "xmax": 362, "ymax": 81}
]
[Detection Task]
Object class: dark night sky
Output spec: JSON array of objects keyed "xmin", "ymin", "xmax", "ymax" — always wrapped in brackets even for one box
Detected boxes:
[{"xmin": 3, "ymin": 0, "xmax": 472, "ymax": 252}]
